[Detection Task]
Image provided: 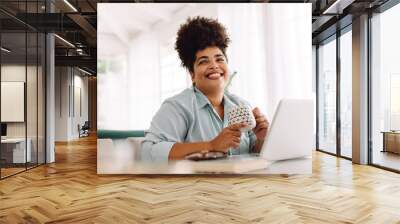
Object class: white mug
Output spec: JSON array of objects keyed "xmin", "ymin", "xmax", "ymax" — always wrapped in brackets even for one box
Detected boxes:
[{"xmin": 227, "ymin": 105, "xmax": 256, "ymax": 132}]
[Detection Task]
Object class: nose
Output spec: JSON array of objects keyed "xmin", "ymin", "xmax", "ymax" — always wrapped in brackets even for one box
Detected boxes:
[{"xmin": 209, "ymin": 59, "xmax": 219, "ymax": 69}]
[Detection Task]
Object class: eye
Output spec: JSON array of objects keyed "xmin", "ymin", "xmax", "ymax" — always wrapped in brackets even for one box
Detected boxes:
[
  {"xmin": 198, "ymin": 60, "xmax": 207, "ymax": 65},
  {"xmin": 217, "ymin": 57, "xmax": 225, "ymax": 62}
]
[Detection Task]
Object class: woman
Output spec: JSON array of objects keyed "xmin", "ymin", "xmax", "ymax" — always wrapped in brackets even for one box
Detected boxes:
[{"xmin": 141, "ymin": 16, "xmax": 269, "ymax": 162}]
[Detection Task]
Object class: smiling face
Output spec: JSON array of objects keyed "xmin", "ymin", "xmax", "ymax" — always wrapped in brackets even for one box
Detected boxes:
[{"xmin": 191, "ymin": 46, "xmax": 229, "ymax": 95}]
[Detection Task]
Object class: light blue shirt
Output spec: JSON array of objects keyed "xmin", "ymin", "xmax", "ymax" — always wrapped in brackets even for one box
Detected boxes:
[{"xmin": 141, "ymin": 87, "xmax": 257, "ymax": 162}]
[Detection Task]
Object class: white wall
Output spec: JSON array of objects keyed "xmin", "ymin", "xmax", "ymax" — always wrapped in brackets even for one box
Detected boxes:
[
  {"xmin": 1, "ymin": 65, "xmax": 39, "ymax": 138},
  {"xmin": 55, "ymin": 67, "xmax": 69, "ymax": 141},
  {"xmin": 1, "ymin": 64, "xmax": 46, "ymax": 163},
  {"xmin": 72, "ymin": 74, "xmax": 89, "ymax": 137},
  {"xmin": 55, "ymin": 67, "xmax": 89, "ymax": 141}
]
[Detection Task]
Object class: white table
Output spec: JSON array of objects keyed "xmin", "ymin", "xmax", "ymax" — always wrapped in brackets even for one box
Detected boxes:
[
  {"xmin": 1, "ymin": 138, "xmax": 31, "ymax": 163},
  {"xmin": 98, "ymin": 156, "xmax": 312, "ymax": 175}
]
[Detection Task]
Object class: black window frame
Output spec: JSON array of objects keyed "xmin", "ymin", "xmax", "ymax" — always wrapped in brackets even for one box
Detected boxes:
[{"xmin": 0, "ymin": 0, "xmax": 47, "ymax": 180}]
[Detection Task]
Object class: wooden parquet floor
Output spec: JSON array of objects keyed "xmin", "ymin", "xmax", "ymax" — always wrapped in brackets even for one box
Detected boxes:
[{"xmin": 1, "ymin": 135, "xmax": 400, "ymax": 223}]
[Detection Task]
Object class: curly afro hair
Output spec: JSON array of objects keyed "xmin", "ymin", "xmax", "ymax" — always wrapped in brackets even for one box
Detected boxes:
[{"xmin": 175, "ymin": 16, "xmax": 231, "ymax": 73}]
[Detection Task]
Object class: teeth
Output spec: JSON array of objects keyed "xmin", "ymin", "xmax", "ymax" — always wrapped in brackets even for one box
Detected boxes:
[{"xmin": 207, "ymin": 73, "xmax": 222, "ymax": 79}]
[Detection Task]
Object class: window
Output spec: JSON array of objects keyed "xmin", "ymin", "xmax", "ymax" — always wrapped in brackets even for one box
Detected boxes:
[
  {"xmin": 160, "ymin": 47, "xmax": 191, "ymax": 103},
  {"xmin": 97, "ymin": 56, "xmax": 128, "ymax": 130},
  {"xmin": 316, "ymin": 25, "xmax": 353, "ymax": 159},
  {"xmin": 340, "ymin": 28, "xmax": 352, "ymax": 158},
  {"xmin": 318, "ymin": 36, "xmax": 337, "ymax": 154},
  {"xmin": 0, "ymin": 1, "xmax": 46, "ymax": 179},
  {"xmin": 371, "ymin": 2, "xmax": 400, "ymax": 171},
  {"xmin": 390, "ymin": 74, "xmax": 400, "ymax": 130}
]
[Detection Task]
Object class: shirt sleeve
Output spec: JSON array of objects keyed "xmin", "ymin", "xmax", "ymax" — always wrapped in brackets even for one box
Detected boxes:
[
  {"xmin": 141, "ymin": 101, "xmax": 189, "ymax": 162},
  {"xmin": 248, "ymin": 130, "xmax": 258, "ymax": 153}
]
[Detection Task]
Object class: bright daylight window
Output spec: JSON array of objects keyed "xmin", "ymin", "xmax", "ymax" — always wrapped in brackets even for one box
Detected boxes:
[{"xmin": 160, "ymin": 46, "xmax": 191, "ymax": 103}]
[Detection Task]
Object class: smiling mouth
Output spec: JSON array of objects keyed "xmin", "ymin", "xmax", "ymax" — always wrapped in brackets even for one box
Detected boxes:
[{"xmin": 206, "ymin": 72, "xmax": 224, "ymax": 80}]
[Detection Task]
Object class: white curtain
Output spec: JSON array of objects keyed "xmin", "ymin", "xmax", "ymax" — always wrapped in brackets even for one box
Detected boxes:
[
  {"xmin": 218, "ymin": 3, "xmax": 312, "ymax": 118},
  {"xmin": 263, "ymin": 4, "xmax": 313, "ymax": 117},
  {"xmin": 98, "ymin": 31, "xmax": 161, "ymax": 130},
  {"xmin": 217, "ymin": 4, "xmax": 269, "ymax": 116},
  {"xmin": 127, "ymin": 31, "xmax": 161, "ymax": 130},
  {"xmin": 97, "ymin": 54, "xmax": 129, "ymax": 130}
]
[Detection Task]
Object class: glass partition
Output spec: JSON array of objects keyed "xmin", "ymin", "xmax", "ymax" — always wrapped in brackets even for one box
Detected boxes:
[
  {"xmin": 27, "ymin": 30, "xmax": 38, "ymax": 169},
  {"xmin": 371, "ymin": 3, "xmax": 400, "ymax": 171},
  {"xmin": 0, "ymin": 1, "xmax": 46, "ymax": 179},
  {"xmin": 38, "ymin": 32, "xmax": 45, "ymax": 165},
  {"xmin": 317, "ymin": 36, "xmax": 337, "ymax": 155},
  {"xmin": 1, "ymin": 30, "xmax": 28, "ymax": 177}
]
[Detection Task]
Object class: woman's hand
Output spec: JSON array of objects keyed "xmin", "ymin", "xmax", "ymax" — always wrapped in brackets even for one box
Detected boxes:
[
  {"xmin": 252, "ymin": 107, "xmax": 269, "ymax": 141},
  {"xmin": 169, "ymin": 123, "xmax": 246, "ymax": 160},
  {"xmin": 209, "ymin": 123, "xmax": 247, "ymax": 153}
]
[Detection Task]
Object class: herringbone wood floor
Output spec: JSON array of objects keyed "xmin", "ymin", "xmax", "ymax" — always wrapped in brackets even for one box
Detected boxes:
[{"xmin": 1, "ymin": 135, "xmax": 400, "ymax": 224}]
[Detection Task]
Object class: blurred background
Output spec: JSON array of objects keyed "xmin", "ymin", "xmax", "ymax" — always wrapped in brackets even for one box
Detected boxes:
[{"xmin": 97, "ymin": 3, "xmax": 313, "ymax": 131}]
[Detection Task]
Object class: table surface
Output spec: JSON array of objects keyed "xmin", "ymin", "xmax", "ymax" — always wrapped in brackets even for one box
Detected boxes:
[
  {"xmin": 1, "ymin": 138, "xmax": 26, "ymax": 143},
  {"xmin": 381, "ymin": 131, "xmax": 400, "ymax": 134},
  {"xmin": 99, "ymin": 156, "xmax": 312, "ymax": 175}
]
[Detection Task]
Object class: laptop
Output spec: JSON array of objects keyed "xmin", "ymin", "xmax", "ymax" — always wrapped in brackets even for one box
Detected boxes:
[{"xmin": 187, "ymin": 99, "xmax": 314, "ymax": 173}]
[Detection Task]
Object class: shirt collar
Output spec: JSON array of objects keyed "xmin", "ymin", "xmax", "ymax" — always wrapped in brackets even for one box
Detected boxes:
[
  {"xmin": 223, "ymin": 92, "xmax": 236, "ymax": 111},
  {"xmin": 193, "ymin": 86, "xmax": 235, "ymax": 110},
  {"xmin": 193, "ymin": 86, "xmax": 211, "ymax": 108}
]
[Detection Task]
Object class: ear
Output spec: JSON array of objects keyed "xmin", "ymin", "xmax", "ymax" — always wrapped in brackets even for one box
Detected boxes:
[
  {"xmin": 189, "ymin": 72, "xmax": 195, "ymax": 82},
  {"xmin": 189, "ymin": 72, "xmax": 196, "ymax": 87}
]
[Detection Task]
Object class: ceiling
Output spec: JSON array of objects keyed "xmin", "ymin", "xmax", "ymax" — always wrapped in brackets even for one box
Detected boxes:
[
  {"xmin": 98, "ymin": 3, "xmax": 185, "ymax": 38},
  {"xmin": 98, "ymin": 3, "xmax": 188, "ymax": 56}
]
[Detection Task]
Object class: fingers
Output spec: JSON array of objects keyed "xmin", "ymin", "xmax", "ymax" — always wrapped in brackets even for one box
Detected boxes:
[
  {"xmin": 231, "ymin": 131, "xmax": 241, "ymax": 138},
  {"xmin": 254, "ymin": 122, "xmax": 268, "ymax": 133},
  {"xmin": 232, "ymin": 136, "xmax": 241, "ymax": 144},
  {"xmin": 228, "ymin": 123, "xmax": 247, "ymax": 131},
  {"xmin": 253, "ymin": 108, "xmax": 267, "ymax": 126},
  {"xmin": 226, "ymin": 131, "xmax": 241, "ymax": 144},
  {"xmin": 254, "ymin": 112, "xmax": 267, "ymax": 122},
  {"xmin": 256, "ymin": 121, "xmax": 269, "ymax": 129},
  {"xmin": 223, "ymin": 126, "xmax": 241, "ymax": 137},
  {"xmin": 253, "ymin": 115, "xmax": 269, "ymax": 133},
  {"xmin": 218, "ymin": 148, "xmax": 230, "ymax": 154},
  {"xmin": 254, "ymin": 116, "xmax": 267, "ymax": 127},
  {"xmin": 225, "ymin": 130, "xmax": 241, "ymax": 147},
  {"xmin": 230, "ymin": 142, "xmax": 240, "ymax": 148},
  {"xmin": 255, "ymin": 117, "xmax": 266, "ymax": 124},
  {"xmin": 252, "ymin": 107, "xmax": 262, "ymax": 117},
  {"xmin": 252, "ymin": 108, "xmax": 269, "ymax": 131}
]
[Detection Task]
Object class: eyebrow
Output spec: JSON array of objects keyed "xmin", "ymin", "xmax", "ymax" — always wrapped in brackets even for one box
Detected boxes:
[
  {"xmin": 196, "ymin": 54, "xmax": 225, "ymax": 62},
  {"xmin": 196, "ymin": 56, "xmax": 208, "ymax": 62}
]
